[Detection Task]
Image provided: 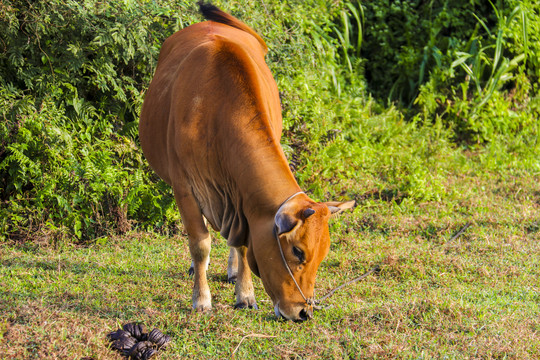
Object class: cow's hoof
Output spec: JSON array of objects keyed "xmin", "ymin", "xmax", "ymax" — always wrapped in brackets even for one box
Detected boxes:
[
  {"xmin": 194, "ymin": 305, "xmax": 212, "ymax": 312},
  {"xmin": 234, "ymin": 301, "xmax": 258, "ymax": 310},
  {"xmin": 188, "ymin": 266, "xmax": 194, "ymax": 276},
  {"xmin": 192, "ymin": 295, "xmax": 212, "ymax": 312},
  {"xmin": 227, "ymin": 275, "xmax": 237, "ymax": 284}
]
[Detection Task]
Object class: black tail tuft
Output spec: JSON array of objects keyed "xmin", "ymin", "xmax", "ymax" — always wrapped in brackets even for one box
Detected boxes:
[
  {"xmin": 198, "ymin": 1, "xmax": 223, "ymax": 22},
  {"xmin": 196, "ymin": 1, "xmax": 268, "ymax": 53}
]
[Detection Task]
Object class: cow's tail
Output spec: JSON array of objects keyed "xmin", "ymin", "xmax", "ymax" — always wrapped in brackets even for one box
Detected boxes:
[{"xmin": 198, "ymin": 1, "xmax": 268, "ymax": 54}]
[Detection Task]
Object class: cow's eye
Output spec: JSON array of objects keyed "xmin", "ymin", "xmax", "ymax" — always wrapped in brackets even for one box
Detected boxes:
[{"xmin": 292, "ymin": 246, "xmax": 305, "ymax": 263}]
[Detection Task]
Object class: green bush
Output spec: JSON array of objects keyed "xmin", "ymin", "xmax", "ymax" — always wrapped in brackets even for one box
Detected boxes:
[
  {"xmin": 1, "ymin": 0, "xmax": 538, "ymax": 242},
  {"xmin": 0, "ymin": 0, "xmax": 193, "ymax": 241},
  {"xmin": 0, "ymin": 87, "xmax": 180, "ymax": 241},
  {"xmin": 338, "ymin": 0, "xmax": 539, "ymax": 142}
]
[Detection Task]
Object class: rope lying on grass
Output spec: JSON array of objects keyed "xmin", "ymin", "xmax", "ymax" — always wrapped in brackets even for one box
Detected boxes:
[
  {"xmin": 310, "ymin": 223, "xmax": 472, "ymax": 309},
  {"xmin": 232, "ymin": 333, "xmax": 277, "ymax": 357},
  {"xmin": 314, "ymin": 265, "xmax": 381, "ymax": 310},
  {"xmin": 449, "ymin": 222, "xmax": 471, "ymax": 242},
  {"xmin": 230, "ymin": 265, "xmax": 380, "ymax": 355}
]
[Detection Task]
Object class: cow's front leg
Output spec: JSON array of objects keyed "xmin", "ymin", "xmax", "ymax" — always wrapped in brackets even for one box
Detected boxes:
[
  {"xmin": 173, "ymin": 187, "xmax": 212, "ymax": 311},
  {"xmin": 234, "ymin": 246, "xmax": 258, "ymax": 309},
  {"xmin": 189, "ymin": 232, "xmax": 212, "ymax": 311}
]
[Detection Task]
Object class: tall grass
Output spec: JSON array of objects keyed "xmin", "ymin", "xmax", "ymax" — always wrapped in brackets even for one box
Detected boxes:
[{"xmin": 452, "ymin": 3, "xmax": 528, "ymax": 109}]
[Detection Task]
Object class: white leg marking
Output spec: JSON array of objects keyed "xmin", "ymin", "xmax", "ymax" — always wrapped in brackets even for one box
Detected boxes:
[
  {"xmin": 227, "ymin": 247, "xmax": 238, "ymax": 283},
  {"xmin": 190, "ymin": 233, "xmax": 212, "ymax": 311},
  {"xmin": 234, "ymin": 246, "xmax": 257, "ymax": 309}
]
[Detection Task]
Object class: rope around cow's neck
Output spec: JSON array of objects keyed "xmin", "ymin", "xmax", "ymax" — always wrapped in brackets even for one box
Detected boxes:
[
  {"xmin": 273, "ymin": 225, "xmax": 315, "ymax": 306},
  {"xmin": 274, "ymin": 191, "xmax": 315, "ymax": 307},
  {"xmin": 274, "ymin": 192, "xmax": 379, "ymax": 310}
]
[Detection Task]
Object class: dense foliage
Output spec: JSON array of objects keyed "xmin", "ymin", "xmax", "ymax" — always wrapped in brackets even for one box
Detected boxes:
[
  {"xmin": 335, "ymin": 0, "xmax": 539, "ymax": 141},
  {"xmin": 0, "ymin": 0, "xmax": 193, "ymax": 240},
  {"xmin": 1, "ymin": 0, "xmax": 538, "ymax": 242}
]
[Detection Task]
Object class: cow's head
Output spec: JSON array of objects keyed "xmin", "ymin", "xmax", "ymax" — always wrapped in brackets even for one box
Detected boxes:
[{"xmin": 248, "ymin": 193, "xmax": 354, "ymax": 321}]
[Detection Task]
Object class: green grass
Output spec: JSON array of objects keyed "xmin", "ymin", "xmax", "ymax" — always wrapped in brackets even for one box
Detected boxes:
[
  {"xmin": 1, "ymin": 1, "xmax": 540, "ymax": 358},
  {"xmin": 1, "ymin": 171, "xmax": 539, "ymax": 359}
]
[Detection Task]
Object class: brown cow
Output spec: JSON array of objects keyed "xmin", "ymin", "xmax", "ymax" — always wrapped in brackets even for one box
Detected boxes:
[{"xmin": 139, "ymin": 2, "xmax": 354, "ymax": 321}]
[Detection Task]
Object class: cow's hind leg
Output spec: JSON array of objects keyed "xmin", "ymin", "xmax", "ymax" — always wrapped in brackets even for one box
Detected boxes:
[
  {"xmin": 234, "ymin": 246, "xmax": 257, "ymax": 309},
  {"xmin": 173, "ymin": 188, "xmax": 212, "ymax": 311},
  {"xmin": 188, "ymin": 257, "xmax": 209, "ymax": 277},
  {"xmin": 227, "ymin": 247, "xmax": 238, "ymax": 283}
]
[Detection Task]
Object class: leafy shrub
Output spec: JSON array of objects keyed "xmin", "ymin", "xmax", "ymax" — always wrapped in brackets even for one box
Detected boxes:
[
  {"xmin": 0, "ymin": 0, "xmax": 194, "ymax": 241},
  {"xmin": 358, "ymin": 0, "xmax": 496, "ymax": 105},
  {"xmin": 329, "ymin": 0, "xmax": 539, "ymax": 143},
  {"xmin": 1, "ymin": 0, "xmax": 538, "ymax": 243},
  {"xmin": 0, "ymin": 88, "xmax": 180, "ymax": 241}
]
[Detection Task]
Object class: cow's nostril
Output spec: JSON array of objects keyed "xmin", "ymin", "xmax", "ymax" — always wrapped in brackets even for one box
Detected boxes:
[{"xmin": 298, "ymin": 307, "xmax": 313, "ymax": 321}]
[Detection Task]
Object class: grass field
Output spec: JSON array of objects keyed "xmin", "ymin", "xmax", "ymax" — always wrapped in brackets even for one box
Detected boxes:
[
  {"xmin": 1, "ymin": 0, "xmax": 540, "ymax": 359},
  {"xmin": 1, "ymin": 170, "xmax": 539, "ymax": 359}
]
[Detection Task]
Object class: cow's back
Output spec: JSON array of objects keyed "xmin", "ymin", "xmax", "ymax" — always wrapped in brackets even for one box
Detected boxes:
[
  {"xmin": 140, "ymin": 21, "xmax": 280, "ymax": 181},
  {"xmin": 139, "ymin": 19, "xmax": 287, "ymax": 244}
]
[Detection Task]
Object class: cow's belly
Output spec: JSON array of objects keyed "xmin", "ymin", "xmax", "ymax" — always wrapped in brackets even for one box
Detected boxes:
[{"xmin": 189, "ymin": 176, "xmax": 248, "ymax": 248}]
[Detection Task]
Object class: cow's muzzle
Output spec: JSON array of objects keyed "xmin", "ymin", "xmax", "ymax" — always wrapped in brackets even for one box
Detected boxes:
[
  {"xmin": 298, "ymin": 305, "xmax": 314, "ymax": 321},
  {"xmin": 274, "ymin": 302, "xmax": 314, "ymax": 322}
]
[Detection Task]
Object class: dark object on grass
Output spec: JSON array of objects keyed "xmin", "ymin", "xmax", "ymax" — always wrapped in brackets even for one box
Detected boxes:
[
  {"xmin": 108, "ymin": 329, "xmax": 133, "ymax": 341},
  {"xmin": 139, "ymin": 348, "xmax": 158, "ymax": 360},
  {"xmin": 147, "ymin": 328, "xmax": 171, "ymax": 349},
  {"xmin": 123, "ymin": 322, "xmax": 147, "ymax": 340},
  {"xmin": 128, "ymin": 341, "xmax": 153, "ymax": 359},
  {"xmin": 107, "ymin": 322, "xmax": 171, "ymax": 359},
  {"xmin": 112, "ymin": 335, "xmax": 137, "ymax": 354}
]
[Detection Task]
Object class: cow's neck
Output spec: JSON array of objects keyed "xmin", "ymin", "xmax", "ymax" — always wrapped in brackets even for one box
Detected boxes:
[
  {"xmin": 237, "ymin": 147, "xmax": 302, "ymax": 222},
  {"xmin": 219, "ymin": 120, "xmax": 300, "ymax": 220}
]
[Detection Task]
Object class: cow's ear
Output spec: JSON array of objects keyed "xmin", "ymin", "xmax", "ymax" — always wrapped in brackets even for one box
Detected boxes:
[
  {"xmin": 275, "ymin": 206, "xmax": 317, "ymax": 235},
  {"xmin": 324, "ymin": 200, "xmax": 355, "ymax": 216},
  {"xmin": 275, "ymin": 212, "xmax": 298, "ymax": 235}
]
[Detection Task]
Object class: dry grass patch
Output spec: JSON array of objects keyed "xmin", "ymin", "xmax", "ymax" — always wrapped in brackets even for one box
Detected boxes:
[{"xmin": 1, "ymin": 301, "xmax": 116, "ymax": 359}]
